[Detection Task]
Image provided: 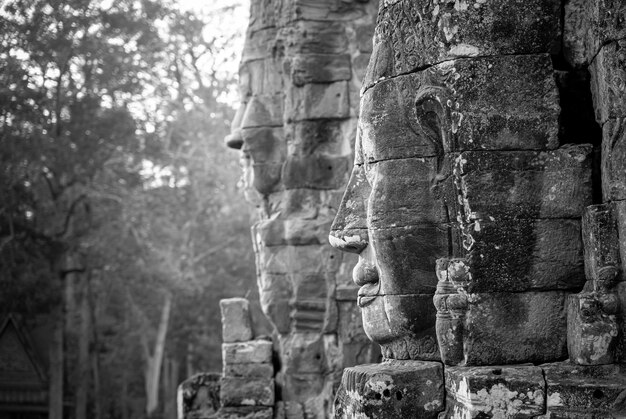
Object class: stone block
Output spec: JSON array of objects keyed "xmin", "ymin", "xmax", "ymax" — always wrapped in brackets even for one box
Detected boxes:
[
  {"xmin": 220, "ymin": 298, "xmax": 253, "ymax": 343},
  {"xmin": 567, "ymin": 292, "xmax": 619, "ymax": 365},
  {"xmin": 365, "ymin": 0, "xmax": 560, "ymax": 85},
  {"xmin": 242, "ymin": 28, "xmax": 278, "ymax": 63},
  {"xmin": 564, "ymin": 0, "xmax": 626, "ymax": 67},
  {"xmin": 602, "ymin": 118, "xmax": 626, "ymax": 201},
  {"xmin": 220, "ymin": 377, "xmax": 274, "ymax": 407},
  {"xmin": 285, "ymin": 54, "xmax": 352, "ymax": 86},
  {"xmin": 367, "ymin": 157, "xmax": 450, "ymax": 228},
  {"xmin": 282, "ymin": 155, "xmax": 351, "ymax": 190},
  {"xmin": 280, "ymin": 21, "xmax": 348, "ymax": 55},
  {"xmin": 276, "ymin": 371, "xmax": 326, "ymax": 402},
  {"xmin": 261, "ymin": 218, "xmax": 334, "ymax": 247},
  {"xmin": 334, "ymin": 360, "xmax": 444, "ymax": 419},
  {"xmin": 282, "ymin": 0, "xmax": 375, "ymax": 23},
  {"xmin": 239, "ymin": 58, "xmax": 283, "ymax": 97},
  {"xmin": 455, "ymin": 146, "xmax": 593, "ymax": 220},
  {"xmin": 216, "ymin": 406, "xmax": 274, "ymax": 419},
  {"xmin": 431, "ymin": 222, "xmax": 585, "ymax": 295},
  {"xmin": 434, "ymin": 290, "xmax": 569, "ymax": 366},
  {"xmin": 248, "ymin": 0, "xmax": 276, "ymax": 32},
  {"xmin": 582, "ymin": 204, "xmax": 621, "ymax": 283},
  {"xmin": 222, "ymin": 341, "xmax": 273, "ymax": 365},
  {"xmin": 223, "ymin": 363, "xmax": 274, "ymax": 379},
  {"xmin": 241, "ymin": 127, "xmax": 286, "ymax": 165},
  {"xmin": 279, "ymin": 334, "xmax": 326, "ymax": 375},
  {"xmin": 543, "ymin": 362, "xmax": 626, "ymax": 418},
  {"xmin": 360, "ymin": 55, "xmax": 559, "ymax": 158},
  {"xmin": 240, "ymin": 94, "xmax": 283, "ymax": 129},
  {"xmin": 291, "ymin": 298, "xmax": 328, "ymax": 333},
  {"xmin": 459, "ymin": 219, "xmax": 585, "ymax": 293},
  {"xmin": 178, "ymin": 373, "xmax": 220, "ymax": 419},
  {"xmin": 250, "ymin": 163, "xmax": 282, "ymax": 195},
  {"xmin": 285, "ymin": 120, "xmax": 350, "ymax": 157},
  {"xmin": 443, "ymin": 365, "xmax": 545, "ymax": 418},
  {"xmin": 255, "ymin": 244, "xmax": 342, "ymax": 276},
  {"xmin": 615, "ymin": 201, "xmax": 626, "ymax": 283},
  {"xmin": 286, "ymin": 81, "xmax": 350, "ymax": 121},
  {"xmin": 591, "ymin": 40, "xmax": 626, "ymax": 124},
  {"xmin": 369, "ymin": 225, "xmax": 452, "ymax": 295}
]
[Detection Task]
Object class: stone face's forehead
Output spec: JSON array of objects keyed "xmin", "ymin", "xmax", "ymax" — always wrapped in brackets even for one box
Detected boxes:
[
  {"xmin": 360, "ymin": 53, "xmax": 560, "ymax": 161},
  {"xmin": 366, "ymin": 0, "xmax": 561, "ymax": 88}
]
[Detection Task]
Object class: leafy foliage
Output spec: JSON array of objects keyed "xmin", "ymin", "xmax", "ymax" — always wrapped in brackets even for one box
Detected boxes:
[{"xmin": 0, "ymin": 0, "xmax": 260, "ymax": 417}]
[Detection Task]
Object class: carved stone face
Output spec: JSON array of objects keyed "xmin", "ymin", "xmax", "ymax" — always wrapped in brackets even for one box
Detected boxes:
[
  {"xmin": 329, "ymin": 75, "xmax": 448, "ymax": 361},
  {"xmin": 329, "ymin": 0, "xmax": 595, "ymax": 364}
]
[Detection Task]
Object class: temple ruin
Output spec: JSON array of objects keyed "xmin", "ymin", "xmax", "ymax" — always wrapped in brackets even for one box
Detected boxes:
[{"xmin": 182, "ymin": 0, "xmax": 626, "ymax": 418}]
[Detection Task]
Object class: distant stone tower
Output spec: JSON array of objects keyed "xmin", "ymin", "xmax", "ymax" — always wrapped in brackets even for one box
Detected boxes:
[{"xmin": 225, "ymin": 1, "xmax": 380, "ymax": 417}]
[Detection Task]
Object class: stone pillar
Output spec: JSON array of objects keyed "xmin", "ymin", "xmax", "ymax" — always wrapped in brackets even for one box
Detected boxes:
[
  {"xmin": 226, "ymin": 1, "xmax": 380, "ymax": 417},
  {"xmin": 219, "ymin": 298, "xmax": 275, "ymax": 419}
]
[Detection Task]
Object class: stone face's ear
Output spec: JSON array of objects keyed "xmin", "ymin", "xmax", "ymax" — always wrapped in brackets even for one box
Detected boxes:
[{"xmin": 414, "ymin": 86, "xmax": 454, "ymax": 155}]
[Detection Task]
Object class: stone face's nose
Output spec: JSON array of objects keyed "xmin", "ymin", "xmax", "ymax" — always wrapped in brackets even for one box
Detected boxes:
[{"xmin": 329, "ymin": 163, "xmax": 370, "ymax": 254}]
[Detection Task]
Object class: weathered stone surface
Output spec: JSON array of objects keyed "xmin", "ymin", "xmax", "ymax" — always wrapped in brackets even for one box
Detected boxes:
[
  {"xmin": 543, "ymin": 362, "xmax": 626, "ymax": 418},
  {"xmin": 239, "ymin": 59, "xmax": 284, "ymax": 97},
  {"xmin": 282, "ymin": 155, "xmax": 351, "ymax": 190},
  {"xmin": 281, "ymin": 0, "xmax": 377, "ymax": 23},
  {"xmin": 359, "ymin": 294, "xmax": 439, "ymax": 361},
  {"xmin": 434, "ymin": 290, "xmax": 569, "ymax": 366},
  {"xmin": 240, "ymin": 127, "xmax": 286, "ymax": 165},
  {"xmin": 216, "ymin": 406, "xmax": 274, "ymax": 419},
  {"xmin": 365, "ymin": 0, "xmax": 561, "ymax": 86},
  {"xmin": 455, "ymin": 146, "xmax": 593, "ymax": 220},
  {"xmin": 249, "ymin": 162, "xmax": 282, "ymax": 195},
  {"xmin": 255, "ymin": 272, "xmax": 292, "ymax": 334},
  {"xmin": 242, "ymin": 28, "xmax": 278, "ymax": 62},
  {"xmin": 285, "ymin": 120, "xmax": 352, "ymax": 157},
  {"xmin": 220, "ymin": 377, "xmax": 275, "ymax": 408},
  {"xmin": 334, "ymin": 361, "xmax": 444, "ymax": 419},
  {"xmin": 223, "ymin": 363, "xmax": 274, "ymax": 380},
  {"xmin": 590, "ymin": 40, "xmax": 626, "ymax": 124},
  {"xmin": 615, "ymin": 201, "xmax": 626, "ymax": 283},
  {"xmin": 564, "ymin": 0, "xmax": 626, "ymax": 67},
  {"xmin": 360, "ymin": 54, "xmax": 560, "ymax": 157},
  {"xmin": 458, "ymin": 219, "xmax": 585, "ymax": 293},
  {"xmin": 369, "ymin": 226, "xmax": 452, "ymax": 295},
  {"xmin": 443, "ymin": 365, "xmax": 545, "ymax": 418},
  {"xmin": 285, "ymin": 54, "xmax": 352, "ymax": 86},
  {"xmin": 280, "ymin": 21, "xmax": 349, "ymax": 56},
  {"xmin": 220, "ymin": 298, "xmax": 253, "ymax": 343},
  {"xmin": 240, "ymin": 94, "xmax": 283, "ymax": 129},
  {"xmin": 222, "ymin": 341, "xmax": 273, "ymax": 365},
  {"xmin": 602, "ymin": 118, "xmax": 626, "ymax": 202},
  {"xmin": 286, "ymin": 81, "xmax": 351, "ymax": 122},
  {"xmin": 367, "ymin": 157, "xmax": 450, "ymax": 228},
  {"xmin": 567, "ymin": 292, "xmax": 619, "ymax": 366},
  {"xmin": 227, "ymin": 1, "xmax": 379, "ymax": 417},
  {"xmin": 178, "ymin": 373, "xmax": 221, "ymax": 419},
  {"xmin": 582, "ymin": 204, "xmax": 621, "ymax": 283}
]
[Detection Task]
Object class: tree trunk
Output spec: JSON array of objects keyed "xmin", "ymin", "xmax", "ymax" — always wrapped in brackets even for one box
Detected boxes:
[
  {"xmin": 163, "ymin": 356, "xmax": 179, "ymax": 419},
  {"xmin": 75, "ymin": 281, "xmax": 90, "ymax": 419},
  {"xmin": 145, "ymin": 292, "xmax": 173, "ymax": 417},
  {"xmin": 88, "ymin": 272, "xmax": 102, "ymax": 419},
  {"xmin": 49, "ymin": 303, "xmax": 64, "ymax": 419}
]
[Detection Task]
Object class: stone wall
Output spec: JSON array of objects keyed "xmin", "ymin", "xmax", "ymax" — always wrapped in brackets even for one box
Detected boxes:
[
  {"xmin": 329, "ymin": 0, "xmax": 626, "ymax": 418},
  {"xmin": 225, "ymin": 1, "xmax": 380, "ymax": 417}
]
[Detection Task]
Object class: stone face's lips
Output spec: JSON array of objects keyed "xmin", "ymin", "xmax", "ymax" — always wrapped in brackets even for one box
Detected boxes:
[{"xmin": 357, "ymin": 284, "xmax": 380, "ymax": 308}]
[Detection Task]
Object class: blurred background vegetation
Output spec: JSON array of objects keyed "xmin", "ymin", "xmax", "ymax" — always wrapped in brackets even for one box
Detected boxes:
[{"xmin": 0, "ymin": 0, "xmax": 266, "ymax": 418}]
